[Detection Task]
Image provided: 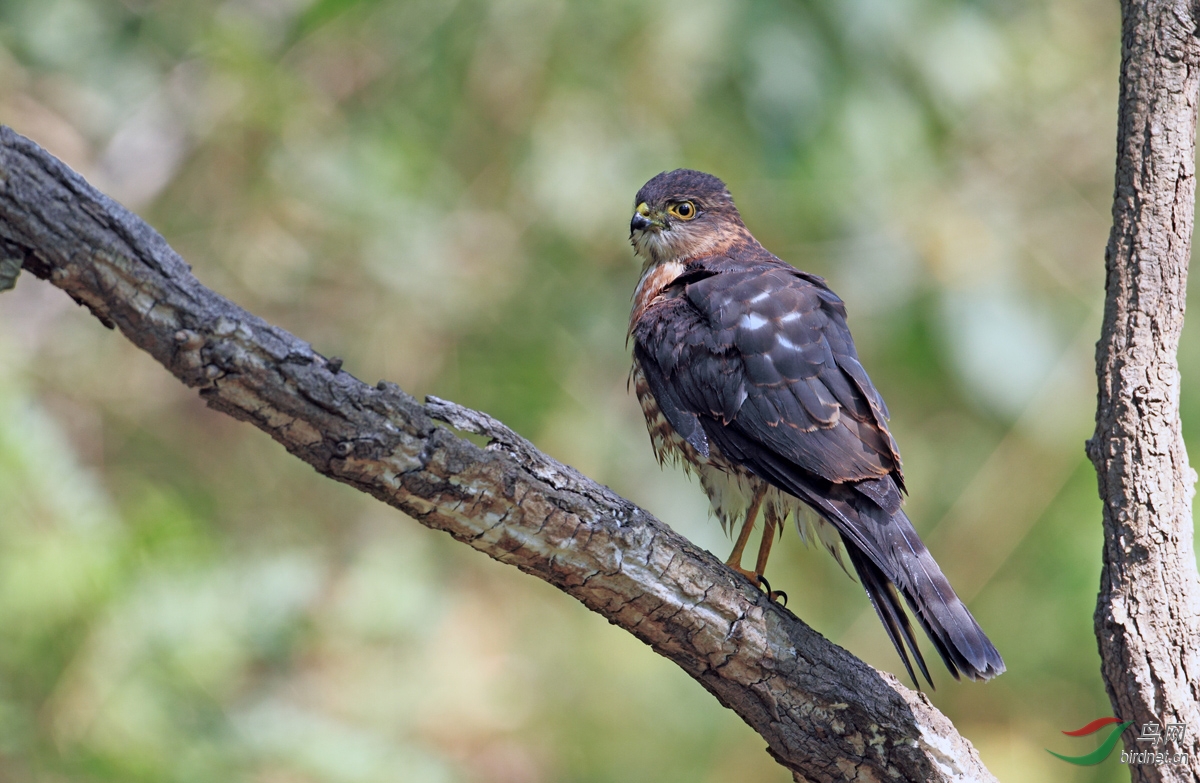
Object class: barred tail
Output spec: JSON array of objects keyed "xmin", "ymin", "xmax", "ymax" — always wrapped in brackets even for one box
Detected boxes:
[
  {"xmin": 831, "ymin": 495, "xmax": 1005, "ymax": 686},
  {"xmin": 717, "ymin": 443, "xmax": 1005, "ymax": 685}
]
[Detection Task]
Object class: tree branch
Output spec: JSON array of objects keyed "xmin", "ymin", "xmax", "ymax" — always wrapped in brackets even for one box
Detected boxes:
[
  {"xmin": 1089, "ymin": 1, "xmax": 1200, "ymax": 779},
  {"xmin": 0, "ymin": 127, "xmax": 998, "ymax": 782}
]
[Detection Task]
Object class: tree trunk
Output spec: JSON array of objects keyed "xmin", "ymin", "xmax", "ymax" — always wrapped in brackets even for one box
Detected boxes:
[{"xmin": 1088, "ymin": 1, "xmax": 1200, "ymax": 780}]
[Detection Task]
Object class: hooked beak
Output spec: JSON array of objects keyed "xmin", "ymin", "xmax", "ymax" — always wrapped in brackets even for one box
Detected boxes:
[
  {"xmin": 630, "ymin": 202, "xmax": 663, "ymax": 236},
  {"xmin": 630, "ymin": 212, "xmax": 653, "ymax": 233}
]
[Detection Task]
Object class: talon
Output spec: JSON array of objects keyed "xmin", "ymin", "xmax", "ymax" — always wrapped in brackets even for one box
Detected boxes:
[
  {"xmin": 727, "ymin": 565, "xmax": 786, "ymax": 605},
  {"xmin": 756, "ymin": 575, "xmax": 787, "ymax": 605}
]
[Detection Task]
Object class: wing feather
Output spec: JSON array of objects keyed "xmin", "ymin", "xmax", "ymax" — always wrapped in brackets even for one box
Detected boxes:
[
  {"xmin": 632, "ymin": 258, "xmax": 1004, "ymax": 683},
  {"xmin": 668, "ymin": 264, "xmax": 901, "ymax": 484}
]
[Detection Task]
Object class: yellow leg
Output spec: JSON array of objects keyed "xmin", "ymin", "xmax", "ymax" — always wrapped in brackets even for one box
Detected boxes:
[
  {"xmin": 725, "ymin": 485, "xmax": 767, "ymax": 578},
  {"xmin": 754, "ymin": 507, "xmax": 777, "ymax": 576},
  {"xmin": 754, "ymin": 506, "xmax": 788, "ymax": 605}
]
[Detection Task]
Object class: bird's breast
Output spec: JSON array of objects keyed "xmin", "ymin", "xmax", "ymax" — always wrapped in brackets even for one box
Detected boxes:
[
  {"xmin": 631, "ymin": 361, "xmax": 772, "ymax": 534},
  {"xmin": 631, "ymin": 361, "xmax": 700, "ymax": 469},
  {"xmin": 629, "ymin": 260, "xmax": 686, "ymax": 334}
]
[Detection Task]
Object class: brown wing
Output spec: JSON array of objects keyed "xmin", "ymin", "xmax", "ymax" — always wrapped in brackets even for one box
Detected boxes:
[
  {"xmin": 632, "ymin": 260, "xmax": 1004, "ymax": 683},
  {"xmin": 634, "ymin": 263, "xmax": 903, "ymax": 495}
]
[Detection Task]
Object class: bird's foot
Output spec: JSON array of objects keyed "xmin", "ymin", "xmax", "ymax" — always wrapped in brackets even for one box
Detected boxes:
[
  {"xmin": 758, "ymin": 575, "xmax": 788, "ymax": 607},
  {"xmin": 727, "ymin": 565, "xmax": 788, "ymax": 607}
]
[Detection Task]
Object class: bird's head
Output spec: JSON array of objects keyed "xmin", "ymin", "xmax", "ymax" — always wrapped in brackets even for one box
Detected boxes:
[{"xmin": 629, "ymin": 169, "xmax": 747, "ymax": 265}]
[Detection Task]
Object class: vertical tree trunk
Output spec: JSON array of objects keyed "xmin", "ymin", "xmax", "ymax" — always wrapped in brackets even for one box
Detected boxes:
[{"xmin": 1089, "ymin": 1, "xmax": 1200, "ymax": 779}]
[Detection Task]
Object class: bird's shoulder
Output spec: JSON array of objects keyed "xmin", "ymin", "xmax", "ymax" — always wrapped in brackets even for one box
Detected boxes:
[
  {"xmin": 682, "ymin": 256, "xmax": 844, "ymax": 328},
  {"xmin": 632, "ymin": 249, "xmax": 905, "ymax": 490},
  {"xmin": 636, "ymin": 250, "xmax": 851, "ymax": 362}
]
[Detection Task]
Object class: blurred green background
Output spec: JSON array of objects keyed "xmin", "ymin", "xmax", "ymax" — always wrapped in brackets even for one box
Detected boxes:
[{"xmin": 0, "ymin": 0, "xmax": 1192, "ymax": 780}]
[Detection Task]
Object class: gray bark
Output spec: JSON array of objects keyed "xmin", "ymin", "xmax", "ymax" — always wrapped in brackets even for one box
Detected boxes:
[
  {"xmin": 1087, "ymin": 0, "xmax": 1200, "ymax": 780},
  {"xmin": 0, "ymin": 127, "xmax": 996, "ymax": 782}
]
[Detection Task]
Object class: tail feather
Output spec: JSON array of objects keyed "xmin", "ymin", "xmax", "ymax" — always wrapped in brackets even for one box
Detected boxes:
[
  {"xmin": 734, "ymin": 448, "xmax": 1004, "ymax": 684},
  {"xmin": 882, "ymin": 510, "xmax": 1003, "ymax": 681},
  {"xmin": 826, "ymin": 492, "xmax": 1005, "ymax": 684},
  {"xmin": 843, "ymin": 541, "xmax": 933, "ymax": 687}
]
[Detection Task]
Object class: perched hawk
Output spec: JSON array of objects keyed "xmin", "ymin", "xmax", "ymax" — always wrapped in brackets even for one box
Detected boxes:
[{"xmin": 628, "ymin": 169, "xmax": 1004, "ymax": 685}]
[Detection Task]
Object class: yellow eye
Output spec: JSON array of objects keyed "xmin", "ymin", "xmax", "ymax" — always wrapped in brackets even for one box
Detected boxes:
[{"xmin": 669, "ymin": 201, "xmax": 697, "ymax": 220}]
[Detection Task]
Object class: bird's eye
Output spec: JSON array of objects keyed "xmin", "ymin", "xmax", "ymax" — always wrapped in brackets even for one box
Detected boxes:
[{"xmin": 669, "ymin": 201, "xmax": 697, "ymax": 220}]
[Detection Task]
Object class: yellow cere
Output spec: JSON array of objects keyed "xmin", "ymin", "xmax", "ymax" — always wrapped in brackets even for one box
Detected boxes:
[{"xmin": 637, "ymin": 202, "xmax": 650, "ymax": 216}]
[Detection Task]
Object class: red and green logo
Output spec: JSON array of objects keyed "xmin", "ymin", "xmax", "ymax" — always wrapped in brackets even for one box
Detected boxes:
[{"xmin": 1047, "ymin": 717, "xmax": 1134, "ymax": 765}]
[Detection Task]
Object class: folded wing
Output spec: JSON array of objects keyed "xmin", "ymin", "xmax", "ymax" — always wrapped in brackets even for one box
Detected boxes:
[{"xmin": 632, "ymin": 261, "xmax": 1004, "ymax": 683}]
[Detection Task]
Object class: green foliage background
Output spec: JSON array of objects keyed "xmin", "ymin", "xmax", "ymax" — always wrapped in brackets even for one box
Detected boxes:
[{"xmin": 0, "ymin": 0, "xmax": 1191, "ymax": 780}]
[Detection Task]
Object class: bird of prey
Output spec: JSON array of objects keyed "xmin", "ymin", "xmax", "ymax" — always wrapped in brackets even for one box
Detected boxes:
[{"xmin": 627, "ymin": 169, "xmax": 1004, "ymax": 685}]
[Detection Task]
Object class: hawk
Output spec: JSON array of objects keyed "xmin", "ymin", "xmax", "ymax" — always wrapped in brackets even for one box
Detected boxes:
[{"xmin": 628, "ymin": 169, "xmax": 1004, "ymax": 685}]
